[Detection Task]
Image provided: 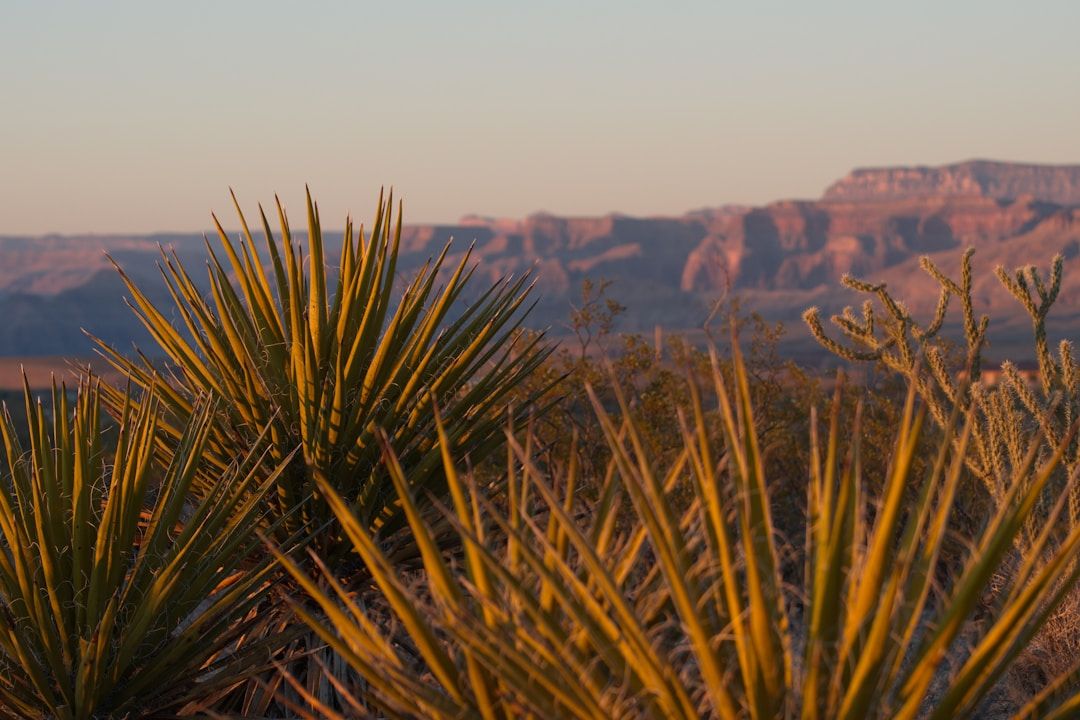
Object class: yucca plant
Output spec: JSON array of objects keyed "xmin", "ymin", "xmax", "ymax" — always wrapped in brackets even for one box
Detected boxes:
[
  {"xmin": 276, "ymin": 335, "xmax": 1080, "ymax": 719},
  {"xmin": 0, "ymin": 379, "xmax": 292, "ymax": 719},
  {"xmin": 93, "ymin": 188, "xmax": 551, "ymax": 560}
]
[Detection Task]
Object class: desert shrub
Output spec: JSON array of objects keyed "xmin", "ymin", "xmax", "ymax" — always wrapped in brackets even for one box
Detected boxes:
[
  {"xmin": 804, "ymin": 249, "xmax": 1080, "ymax": 544},
  {"xmin": 93, "ymin": 189, "xmax": 552, "ymax": 562},
  {"xmin": 274, "ymin": 337, "xmax": 1080, "ymax": 719},
  {"xmin": 509, "ymin": 286, "xmax": 824, "ymax": 552},
  {"xmin": 804, "ymin": 250, "xmax": 1080, "ymax": 696},
  {"xmin": 0, "ymin": 381, "xmax": 291, "ymax": 719}
]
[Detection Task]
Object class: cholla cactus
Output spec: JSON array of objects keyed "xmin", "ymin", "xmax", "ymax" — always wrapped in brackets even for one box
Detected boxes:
[{"xmin": 804, "ymin": 249, "xmax": 1080, "ymax": 536}]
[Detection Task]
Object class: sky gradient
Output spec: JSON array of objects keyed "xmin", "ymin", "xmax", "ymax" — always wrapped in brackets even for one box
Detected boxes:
[{"xmin": 3, "ymin": 0, "xmax": 1080, "ymax": 234}]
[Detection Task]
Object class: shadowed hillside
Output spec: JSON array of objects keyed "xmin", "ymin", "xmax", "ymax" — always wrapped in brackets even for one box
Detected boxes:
[{"xmin": 3, "ymin": 160, "xmax": 1080, "ymax": 358}]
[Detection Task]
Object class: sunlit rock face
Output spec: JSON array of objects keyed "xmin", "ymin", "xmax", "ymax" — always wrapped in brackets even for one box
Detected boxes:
[
  {"xmin": 3, "ymin": 160, "xmax": 1080, "ymax": 355},
  {"xmin": 823, "ymin": 160, "xmax": 1080, "ymax": 206}
]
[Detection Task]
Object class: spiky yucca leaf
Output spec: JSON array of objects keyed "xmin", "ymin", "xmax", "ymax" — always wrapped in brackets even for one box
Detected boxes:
[
  {"xmin": 280, "ymin": 338, "xmax": 1080, "ymax": 719},
  {"xmin": 94, "ymin": 189, "xmax": 550, "ymax": 560},
  {"xmin": 0, "ymin": 380, "xmax": 292, "ymax": 719}
]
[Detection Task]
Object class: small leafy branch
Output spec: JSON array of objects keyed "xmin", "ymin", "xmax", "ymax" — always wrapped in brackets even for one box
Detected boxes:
[
  {"xmin": 567, "ymin": 277, "xmax": 627, "ymax": 360},
  {"xmin": 804, "ymin": 249, "xmax": 1080, "ymax": 537}
]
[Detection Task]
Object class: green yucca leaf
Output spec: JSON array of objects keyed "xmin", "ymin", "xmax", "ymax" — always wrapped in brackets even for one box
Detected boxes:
[
  {"xmin": 278, "ymin": 329, "xmax": 1080, "ymax": 718},
  {"xmin": 93, "ymin": 188, "xmax": 552, "ymax": 562},
  {"xmin": 0, "ymin": 380, "xmax": 294, "ymax": 719}
]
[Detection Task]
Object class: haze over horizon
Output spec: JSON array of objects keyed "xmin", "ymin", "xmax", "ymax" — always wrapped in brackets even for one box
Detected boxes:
[{"xmin": 4, "ymin": 0, "xmax": 1080, "ymax": 234}]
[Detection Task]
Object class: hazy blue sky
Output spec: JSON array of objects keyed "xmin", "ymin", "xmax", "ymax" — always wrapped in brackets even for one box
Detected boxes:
[{"xmin": 3, "ymin": 1, "xmax": 1079, "ymax": 234}]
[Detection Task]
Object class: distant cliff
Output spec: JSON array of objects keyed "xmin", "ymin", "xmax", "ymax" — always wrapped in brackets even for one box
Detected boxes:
[
  {"xmin": 823, "ymin": 160, "xmax": 1080, "ymax": 205},
  {"xmin": 3, "ymin": 160, "xmax": 1080, "ymax": 356}
]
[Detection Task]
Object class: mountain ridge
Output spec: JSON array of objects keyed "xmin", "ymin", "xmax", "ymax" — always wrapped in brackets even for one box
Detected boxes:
[
  {"xmin": 3, "ymin": 159, "xmax": 1080, "ymax": 357},
  {"xmin": 823, "ymin": 159, "xmax": 1080, "ymax": 205}
]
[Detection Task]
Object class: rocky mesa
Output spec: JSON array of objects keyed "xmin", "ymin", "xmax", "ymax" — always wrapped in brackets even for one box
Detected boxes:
[
  {"xmin": 2, "ymin": 160, "xmax": 1080, "ymax": 357},
  {"xmin": 823, "ymin": 159, "xmax": 1080, "ymax": 206}
]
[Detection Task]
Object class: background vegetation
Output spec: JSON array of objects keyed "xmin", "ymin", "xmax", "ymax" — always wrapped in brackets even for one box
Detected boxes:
[{"xmin": 2, "ymin": 192, "xmax": 1080, "ymax": 718}]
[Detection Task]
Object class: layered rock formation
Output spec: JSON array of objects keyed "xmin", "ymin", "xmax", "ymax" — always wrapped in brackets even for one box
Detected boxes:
[
  {"xmin": 824, "ymin": 159, "xmax": 1080, "ymax": 206},
  {"xmin": 3, "ymin": 160, "xmax": 1080, "ymax": 356}
]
